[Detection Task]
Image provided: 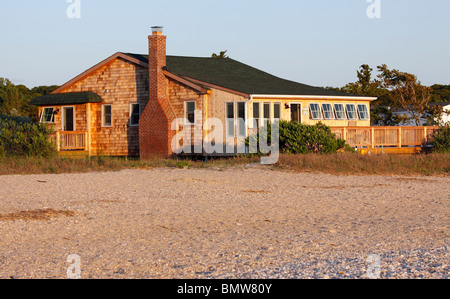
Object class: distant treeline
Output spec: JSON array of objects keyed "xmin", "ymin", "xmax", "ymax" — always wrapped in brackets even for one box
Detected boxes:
[{"xmin": 0, "ymin": 78, "xmax": 59, "ymax": 122}]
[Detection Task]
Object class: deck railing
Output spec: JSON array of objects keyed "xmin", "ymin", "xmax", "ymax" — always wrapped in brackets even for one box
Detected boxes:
[
  {"xmin": 55, "ymin": 131, "xmax": 88, "ymax": 151},
  {"xmin": 330, "ymin": 126, "xmax": 440, "ymax": 148}
]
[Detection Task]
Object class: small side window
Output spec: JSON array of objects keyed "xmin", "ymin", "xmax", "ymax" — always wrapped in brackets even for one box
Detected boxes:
[
  {"xmin": 322, "ymin": 103, "xmax": 334, "ymax": 120},
  {"xmin": 309, "ymin": 103, "xmax": 322, "ymax": 120},
  {"xmin": 102, "ymin": 105, "xmax": 112, "ymax": 127},
  {"xmin": 334, "ymin": 104, "xmax": 346, "ymax": 120},
  {"xmin": 130, "ymin": 103, "xmax": 140, "ymax": 126},
  {"xmin": 40, "ymin": 107, "xmax": 55, "ymax": 123},
  {"xmin": 346, "ymin": 104, "xmax": 358, "ymax": 120},
  {"xmin": 185, "ymin": 101, "xmax": 195, "ymax": 124},
  {"xmin": 357, "ymin": 104, "xmax": 369, "ymax": 120},
  {"xmin": 273, "ymin": 103, "xmax": 281, "ymax": 120}
]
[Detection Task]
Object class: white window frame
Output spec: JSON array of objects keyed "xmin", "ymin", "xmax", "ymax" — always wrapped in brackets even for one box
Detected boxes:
[
  {"xmin": 334, "ymin": 103, "xmax": 347, "ymax": 120},
  {"xmin": 357, "ymin": 104, "xmax": 370, "ymax": 120},
  {"xmin": 184, "ymin": 101, "xmax": 196, "ymax": 125},
  {"xmin": 129, "ymin": 103, "xmax": 141, "ymax": 127},
  {"xmin": 102, "ymin": 104, "xmax": 112, "ymax": 128},
  {"xmin": 40, "ymin": 107, "xmax": 55, "ymax": 123},
  {"xmin": 321, "ymin": 103, "xmax": 335, "ymax": 120},
  {"xmin": 225, "ymin": 102, "xmax": 235, "ymax": 138},
  {"xmin": 309, "ymin": 103, "xmax": 322, "ymax": 120},
  {"xmin": 273, "ymin": 102, "xmax": 282, "ymax": 121},
  {"xmin": 62, "ymin": 106, "xmax": 76, "ymax": 132},
  {"xmin": 346, "ymin": 103, "xmax": 358, "ymax": 120}
]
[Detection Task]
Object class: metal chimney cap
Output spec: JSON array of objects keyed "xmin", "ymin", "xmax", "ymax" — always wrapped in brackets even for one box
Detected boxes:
[{"xmin": 151, "ymin": 26, "xmax": 164, "ymax": 33}]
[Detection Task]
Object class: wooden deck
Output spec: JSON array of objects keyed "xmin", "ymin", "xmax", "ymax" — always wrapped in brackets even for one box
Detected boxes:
[{"xmin": 331, "ymin": 126, "xmax": 439, "ymax": 149}]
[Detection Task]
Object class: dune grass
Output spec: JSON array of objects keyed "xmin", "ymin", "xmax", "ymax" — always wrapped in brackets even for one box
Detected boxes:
[{"xmin": 0, "ymin": 152, "xmax": 448, "ymax": 177}]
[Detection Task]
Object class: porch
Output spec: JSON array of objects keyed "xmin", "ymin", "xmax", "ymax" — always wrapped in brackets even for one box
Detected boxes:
[
  {"xmin": 52, "ymin": 131, "xmax": 90, "ymax": 156},
  {"xmin": 330, "ymin": 126, "xmax": 440, "ymax": 153}
]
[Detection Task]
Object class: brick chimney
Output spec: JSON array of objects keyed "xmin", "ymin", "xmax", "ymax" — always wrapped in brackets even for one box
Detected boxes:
[{"xmin": 139, "ymin": 26, "xmax": 175, "ymax": 158}]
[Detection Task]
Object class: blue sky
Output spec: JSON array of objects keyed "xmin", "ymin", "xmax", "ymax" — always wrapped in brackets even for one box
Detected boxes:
[{"xmin": 1, "ymin": 0, "xmax": 449, "ymax": 88}]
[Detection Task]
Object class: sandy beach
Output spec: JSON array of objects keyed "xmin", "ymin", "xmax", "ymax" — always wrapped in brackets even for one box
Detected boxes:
[{"xmin": 0, "ymin": 167, "xmax": 448, "ymax": 279}]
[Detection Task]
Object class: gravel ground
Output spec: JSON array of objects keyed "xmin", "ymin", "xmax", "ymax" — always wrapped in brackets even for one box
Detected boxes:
[{"xmin": 0, "ymin": 167, "xmax": 448, "ymax": 279}]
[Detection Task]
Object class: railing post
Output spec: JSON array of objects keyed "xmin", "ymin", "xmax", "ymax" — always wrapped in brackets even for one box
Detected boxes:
[
  {"xmin": 397, "ymin": 127, "xmax": 402, "ymax": 148},
  {"xmin": 56, "ymin": 132, "xmax": 61, "ymax": 152},
  {"xmin": 371, "ymin": 127, "xmax": 375, "ymax": 148},
  {"xmin": 423, "ymin": 127, "xmax": 428, "ymax": 145}
]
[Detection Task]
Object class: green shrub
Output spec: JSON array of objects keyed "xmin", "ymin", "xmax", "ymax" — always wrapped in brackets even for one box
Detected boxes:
[
  {"xmin": 0, "ymin": 117, "xmax": 56, "ymax": 157},
  {"xmin": 431, "ymin": 126, "xmax": 450, "ymax": 153},
  {"xmin": 176, "ymin": 160, "xmax": 192, "ymax": 169},
  {"xmin": 246, "ymin": 121, "xmax": 352, "ymax": 155}
]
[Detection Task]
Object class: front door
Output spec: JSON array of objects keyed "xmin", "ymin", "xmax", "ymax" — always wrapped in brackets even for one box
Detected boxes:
[
  {"xmin": 290, "ymin": 103, "xmax": 302, "ymax": 123},
  {"xmin": 63, "ymin": 107, "xmax": 74, "ymax": 131}
]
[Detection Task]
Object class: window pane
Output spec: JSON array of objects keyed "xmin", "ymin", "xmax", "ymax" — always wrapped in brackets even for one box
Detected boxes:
[
  {"xmin": 103, "ymin": 105, "xmax": 112, "ymax": 126},
  {"xmin": 42, "ymin": 108, "xmax": 54, "ymax": 123},
  {"xmin": 237, "ymin": 102, "xmax": 245, "ymax": 119},
  {"xmin": 357, "ymin": 104, "xmax": 369, "ymax": 120},
  {"xmin": 226, "ymin": 103, "xmax": 234, "ymax": 119},
  {"xmin": 186, "ymin": 102, "xmax": 195, "ymax": 124},
  {"xmin": 274, "ymin": 103, "xmax": 281, "ymax": 119},
  {"xmin": 253, "ymin": 102, "xmax": 260, "ymax": 128},
  {"xmin": 309, "ymin": 103, "xmax": 321, "ymax": 120},
  {"xmin": 226, "ymin": 119, "xmax": 235, "ymax": 138},
  {"xmin": 322, "ymin": 104, "xmax": 334, "ymax": 119},
  {"xmin": 291, "ymin": 104, "xmax": 300, "ymax": 123},
  {"xmin": 263, "ymin": 103, "xmax": 271, "ymax": 119},
  {"xmin": 131, "ymin": 104, "xmax": 140, "ymax": 125},
  {"xmin": 334, "ymin": 104, "xmax": 346, "ymax": 120},
  {"xmin": 346, "ymin": 104, "xmax": 357, "ymax": 120},
  {"xmin": 226, "ymin": 103, "xmax": 235, "ymax": 137},
  {"xmin": 237, "ymin": 102, "xmax": 246, "ymax": 137},
  {"xmin": 253, "ymin": 103, "xmax": 260, "ymax": 118}
]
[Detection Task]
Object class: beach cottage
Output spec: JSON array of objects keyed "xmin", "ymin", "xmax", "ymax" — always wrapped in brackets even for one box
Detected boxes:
[{"xmin": 30, "ymin": 27, "xmax": 376, "ymax": 158}]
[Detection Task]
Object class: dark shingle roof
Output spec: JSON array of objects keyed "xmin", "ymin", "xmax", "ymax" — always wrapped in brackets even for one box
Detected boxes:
[
  {"xmin": 122, "ymin": 53, "xmax": 357, "ymax": 97},
  {"xmin": 30, "ymin": 91, "xmax": 102, "ymax": 106}
]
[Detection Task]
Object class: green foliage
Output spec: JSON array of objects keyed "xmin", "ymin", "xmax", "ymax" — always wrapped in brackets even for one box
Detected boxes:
[
  {"xmin": 176, "ymin": 160, "xmax": 193, "ymax": 168},
  {"xmin": 246, "ymin": 121, "xmax": 352, "ymax": 155},
  {"xmin": 0, "ymin": 78, "xmax": 59, "ymax": 122},
  {"xmin": 431, "ymin": 126, "xmax": 450, "ymax": 153},
  {"xmin": 0, "ymin": 117, "xmax": 56, "ymax": 157},
  {"xmin": 430, "ymin": 84, "xmax": 450, "ymax": 103}
]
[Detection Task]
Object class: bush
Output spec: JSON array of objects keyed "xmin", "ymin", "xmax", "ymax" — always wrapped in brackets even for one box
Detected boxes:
[
  {"xmin": 431, "ymin": 126, "xmax": 450, "ymax": 153},
  {"xmin": 246, "ymin": 121, "xmax": 352, "ymax": 155},
  {"xmin": 0, "ymin": 117, "xmax": 56, "ymax": 157}
]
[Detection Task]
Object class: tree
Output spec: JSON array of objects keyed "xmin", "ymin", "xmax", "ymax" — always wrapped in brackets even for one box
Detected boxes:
[
  {"xmin": 377, "ymin": 65, "xmax": 432, "ymax": 126},
  {"xmin": 430, "ymin": 84, "xmax": 450, "ymax": 103},
  {"xmin": 341, "ymin": 65, "xmax": 394, "ymax": 125},
  {"xmin": 211, "ymin": 50, "xmax": 228, "ymax": 59},
  {"xmin": 0, "ymin": 78, "xmax": 58, "ymax": 122}
]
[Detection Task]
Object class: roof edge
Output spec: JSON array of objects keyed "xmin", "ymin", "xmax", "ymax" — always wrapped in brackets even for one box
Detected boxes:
[
  {"xmin": 30, "ymin": 91, "xmax": 103, "ymax": 106},
  {"xmin": 52, "ymin": 52, "xmax": 149, "ymax": 94},
  {"xmin": 251, "ymin": 94, "xmax": 378, "ymax": 101}
]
